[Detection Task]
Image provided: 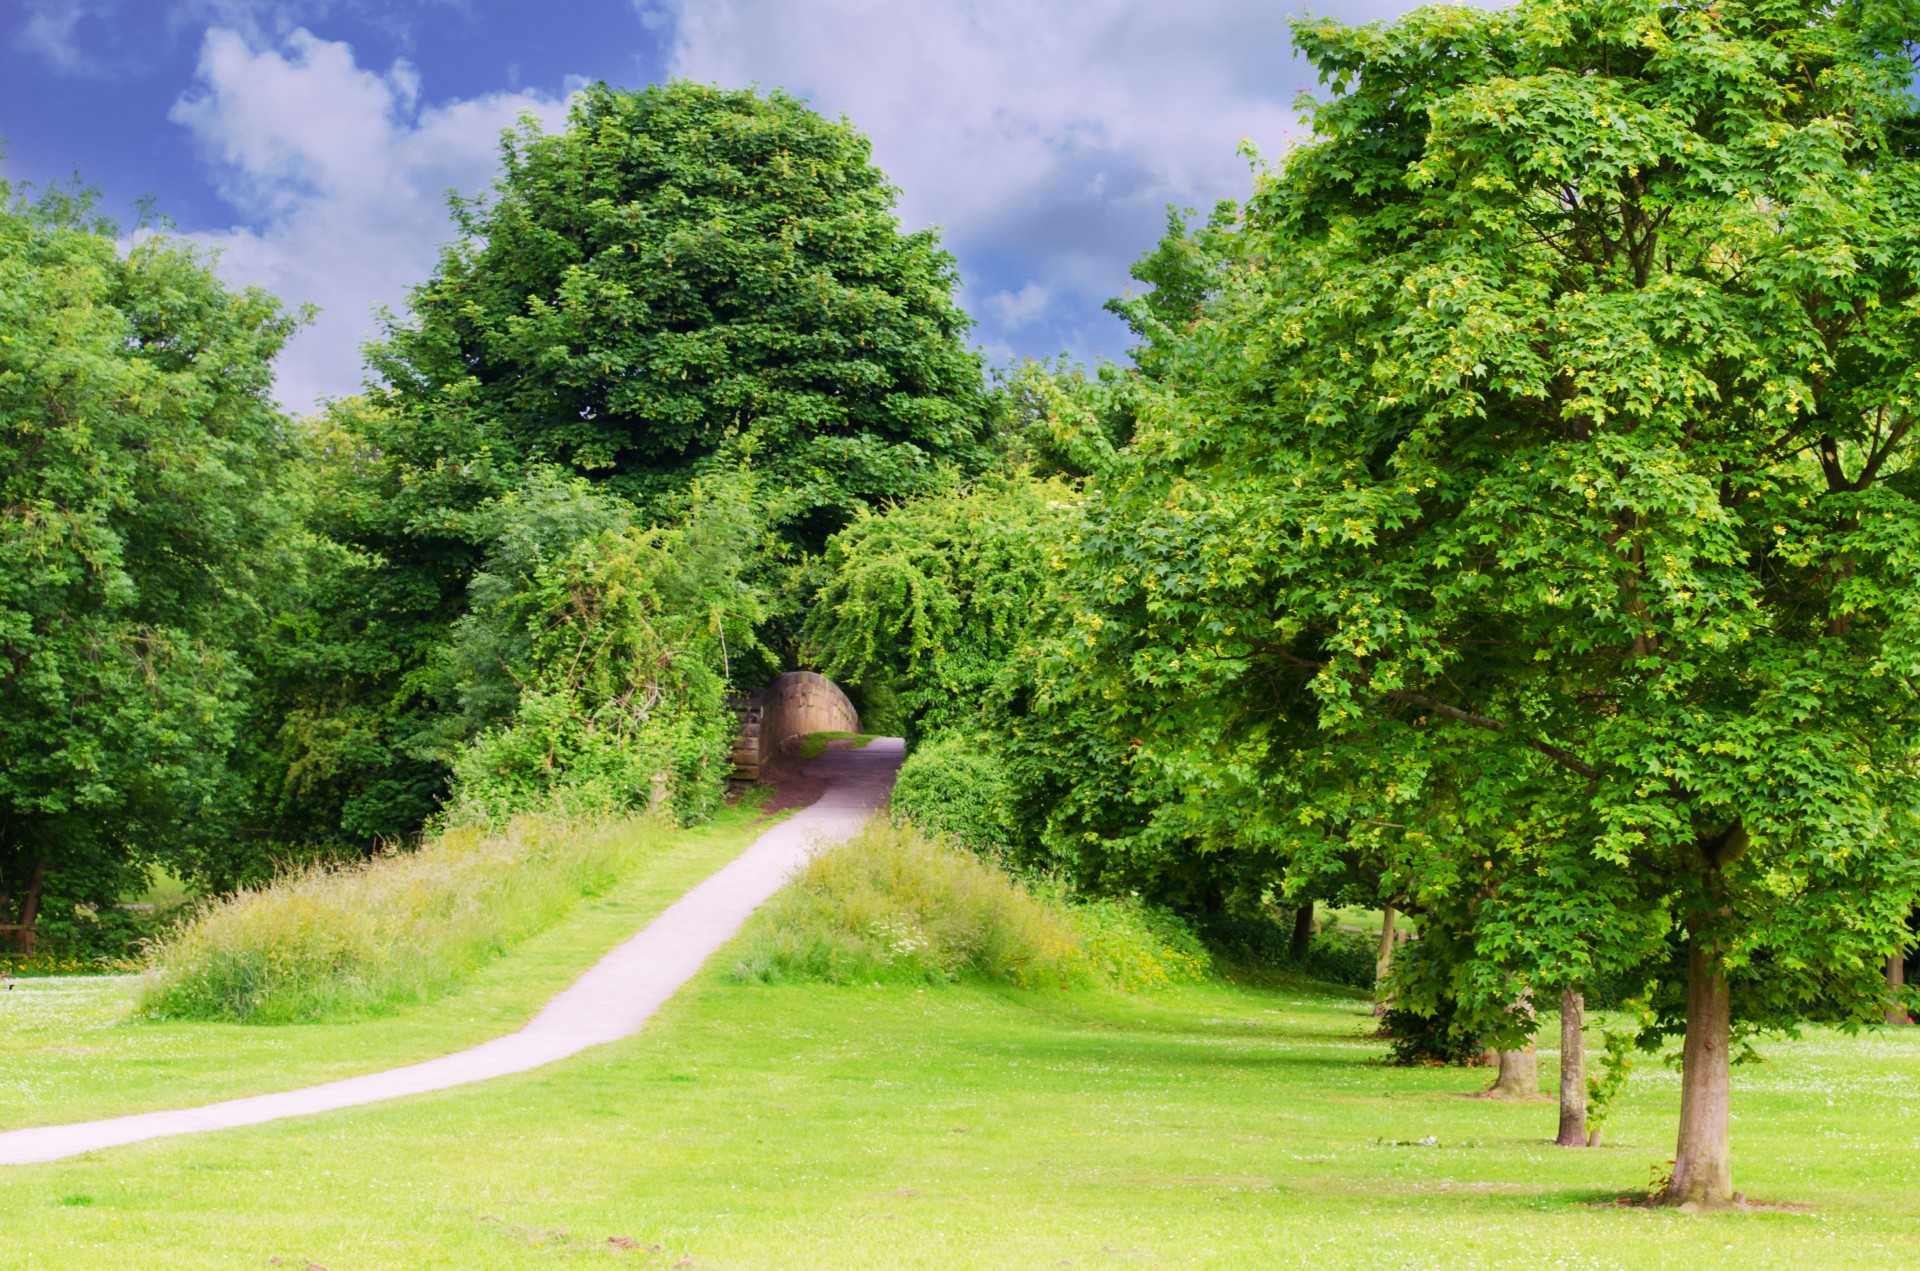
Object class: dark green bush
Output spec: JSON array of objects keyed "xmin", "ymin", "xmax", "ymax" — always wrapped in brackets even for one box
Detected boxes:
[
  {"xmin": 1380, "ymin": 998, "xmax": 1487, "ymax": 1066},
  {"xmin": 889, "ymin": 736, "xmax": 1016, "ymax": 854},
  {"xmin": 1198, "ymin": 911, "xmax": 1376, "ymax": 989}
]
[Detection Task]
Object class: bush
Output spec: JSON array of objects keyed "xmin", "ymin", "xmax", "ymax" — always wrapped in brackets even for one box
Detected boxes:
[
  {"xmin": 1381, "ymin": 998, "xmax": 1487, "ymax": 1067},
  {"xmin": 1301, "ymin": 927, "xmax": 1378, "ymax": 989},
  {"xmin": 731, "ymin": 819, "xmax": 1208, "ymax": 991},
  {"xmin": 1060, "ymin": 895, "xmax": 1212, "ymax": 992},
  {"xmin": 1198, "ymin": 911, "xmax": 1377, "ymax": 989},
  {"xmin": 139, "ymin": 814, "xmax": 662, "ymax": 1022},
  {"xmin": 889, "ymin": 736, "xmax": 1016, "ymax": 854}
]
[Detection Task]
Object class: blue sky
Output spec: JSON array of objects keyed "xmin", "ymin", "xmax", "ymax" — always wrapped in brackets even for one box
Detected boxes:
[{"xmin": 2, "ymin": 0, "xmax": 1422, "ymax": 411}]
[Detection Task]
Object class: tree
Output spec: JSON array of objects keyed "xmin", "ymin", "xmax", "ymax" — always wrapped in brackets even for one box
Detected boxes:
[
  {"xmin": 0, "ymin": 183, "xmax": 300, "ymax": 935},
  {"xmin": 801, "ymin": 474, "xmax": 1072, "ymax": 744},
  {"xmin": 263, "ymin": 82, "xmax": 991, "ymax": 850},
  {"xmin": 1036, "ymin": 0, "xmax": 1920, "ymax": 1208},
  {"xmin": 437, "ymin": 468, "xmax": 765, "ymax": 827},
  {"xmin": 367, "ymin": 80, "xmax": 989, "ymax": 553}
]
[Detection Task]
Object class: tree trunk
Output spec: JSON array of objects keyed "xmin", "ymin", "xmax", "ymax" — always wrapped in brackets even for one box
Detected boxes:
[
  {"xmin": 1556, "ymin": 988, "xmax": 1588, "ymax": 1146},
  {"xmin": 1888, "ymin": 952, "xmax": 1909, "ymax": 1026},
  {"xmin": 1487, "ymin": 987, "xmax": 1538, "ymax": 1098},
  {"xmin": 1289, "ymin": 902, "xmax": 1314, "ymax": 961},
  {"xmin": 1371, "ymin": 904, "xmax": 1397, "ymax": 1016},
  {"xmin": 13, "ymin": 859, "xmax": 45, "ymax": 955},
  {"xmin": 1489, "ymin": 1044, "xmax": 1538, "ymax": 1098},
  {"xmin": 1663, "ymin": 937, "xmax": 1735, "ymax": 1208}
]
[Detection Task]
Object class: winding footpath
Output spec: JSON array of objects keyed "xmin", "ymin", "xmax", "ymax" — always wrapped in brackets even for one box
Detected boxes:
[{"xmin": 0, "ymin": 739, "xmax": 903, "ymax": 1167}]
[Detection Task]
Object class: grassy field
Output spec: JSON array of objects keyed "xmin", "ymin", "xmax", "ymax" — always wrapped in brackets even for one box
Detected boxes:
[
  {"xmin": 1, "ymin": 801, "xmax": 776, "ymax": 1131},
  {"xmin": 5, "ymin": 819, "xmax": 1920, "ymax": 1269}
]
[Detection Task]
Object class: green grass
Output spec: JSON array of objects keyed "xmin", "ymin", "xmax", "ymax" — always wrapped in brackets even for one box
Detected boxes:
[
  {"xmin": 7, "ymin": 895, "xmax": 1920, "ymax": 1265},
  {"xmin": 732, "ymin": 818, "xmax": 1208, "ymax": 990},
  {"xmin": 143, "ymin": 808, "xmax": 722, "ymax": 1023},
  {"xmin": 794, "ymin": 731, "xmax": 877, "ymax": 760},
  {"xmin": 0, "ymin": 801, "xmax": 775, "ymax": 1131}
]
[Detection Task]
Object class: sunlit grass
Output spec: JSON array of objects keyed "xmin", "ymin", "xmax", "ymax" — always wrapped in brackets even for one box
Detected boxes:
[
  {"xmin": 8, "ymin": 903, "xmax": 1920, "ymax": 1266},
  {"xmin": 0, "ymin": 801, "xmax": 776, "ymax": 1132},
  {"xmin": 794, "ymin": 731, "xmax": 877, "ymax": 760},
  {"xmin": 141, "ymin": 811, "xmax": 700, "ymax": 1023}
]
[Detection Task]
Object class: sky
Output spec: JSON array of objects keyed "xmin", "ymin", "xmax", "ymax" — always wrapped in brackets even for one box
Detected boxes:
[{"xmin": 1, "ymin": 0, "xmax": 1427, "ymax": 413}]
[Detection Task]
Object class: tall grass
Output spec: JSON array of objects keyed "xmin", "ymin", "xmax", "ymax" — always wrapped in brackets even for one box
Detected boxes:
[
  {"xmin": 731, "ymin": 819, "xmax": 1209, "ymax": 991},
  {"xmin": 140, "ymin": 815, "xmax": 664, "ymax": 1023}
]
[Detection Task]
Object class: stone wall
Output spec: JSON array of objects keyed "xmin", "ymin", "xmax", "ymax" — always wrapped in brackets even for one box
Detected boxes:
[{"xmin": 728, "ymin": 672, "xmax": 861, "ymax": 780}]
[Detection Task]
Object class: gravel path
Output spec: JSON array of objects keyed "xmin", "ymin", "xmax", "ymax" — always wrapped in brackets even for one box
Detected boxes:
[{"xmin": 0, "ymin": 739, "xmax": 902, "ymax": 1167}]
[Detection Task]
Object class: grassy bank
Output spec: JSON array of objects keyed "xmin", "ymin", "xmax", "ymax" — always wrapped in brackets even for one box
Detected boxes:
[
  {"xmin": 0, "ymin": 801, "xmax": 775, "ymax": 1132},
  {"xmin": 142, "ymin": 811, "xmax": 710, "ymax": 1023},
  {"xmin": 732, "ymin": 818, "xmax": 1208, "ymax": 990},
  {"xmin": 7, "ymin": 930, "xmax": 1920, "ymax": 1266}
]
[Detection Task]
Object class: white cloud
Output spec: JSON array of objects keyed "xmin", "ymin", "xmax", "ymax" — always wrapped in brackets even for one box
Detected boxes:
[
  {"xmin": 13, "ymin": 0, "xmax": 98, "ymax": 73},
  {"xmin": 660, "ymin": 0, "xmax": 1414, "ymax": 358},
  {"xmin": 169, "ymin": 27, "xmax": 574, "ymax": 412},
  {"xmin": 987, "ymin": 281, "xmax": 1051, "ymax": 331}
]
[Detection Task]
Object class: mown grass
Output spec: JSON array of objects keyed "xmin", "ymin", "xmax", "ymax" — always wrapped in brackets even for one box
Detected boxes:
[
  {"xmin": 731, "ymin": 818, "xmax": 1208, "ymax": 990},
  {"xmin": 141, "ymin": 813, "xmax": 693, "ymax": 1023},
  {"xmin": 8, "ymin": 884, "xmax": 1920, "ymax": 1266}
]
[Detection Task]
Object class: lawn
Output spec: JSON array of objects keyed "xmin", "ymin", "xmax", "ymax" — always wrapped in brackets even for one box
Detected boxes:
[
  {"xmin": 6, "ymin": 845, "xmax": 1920, "ymax": 1268},
  {"xmin": 0, "ymin": 801, "xmax": 776, "ymax": 1131}
]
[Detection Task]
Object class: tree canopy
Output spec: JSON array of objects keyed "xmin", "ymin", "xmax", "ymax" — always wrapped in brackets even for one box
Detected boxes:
[
  {"xmin": 368, "ymin": 80, "xmax": 989, "ymax": 550},
  {"xmin": 0, "ymin": 185, "xmax": 299, "ymax": 930},
  {"xmin": 1010, "ymin": 0, "xmax": 1920, "ymax": 1207}
]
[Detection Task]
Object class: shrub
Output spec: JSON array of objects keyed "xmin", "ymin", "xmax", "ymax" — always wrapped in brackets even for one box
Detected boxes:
[
  {"xmin": 732, "ymin": 819, "xmax": 1208, "ymax": 991},
  {"xmin": 1198, "ymin": 911, "xmax": 1377, "ymax": 989},
  {"xmin": 888, "ymin": 736, "xmax": 1016, "ymax": 854},
  {"xmin": 1060, "ymin": 895, "xmax": 1212, "ymax": 992},
  {"xmin": 432, "ymin": 469, "xmax": 760, "ymax": 831},
  {"xmin": 139, "ymin": 814, "xmax": 662, "ymax": 1023},
  {"xmin": 1381, "ymin": 998, "xmax": 1487, "ymax": 1067}
]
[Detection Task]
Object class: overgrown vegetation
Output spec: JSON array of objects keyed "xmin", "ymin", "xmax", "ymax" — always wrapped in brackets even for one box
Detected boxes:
[
  {"xmin": 140, "ymin": 814, "xmax": 673, "ymax": 1023},
  {"xmin": 732, "ymin": 819, "xmax": 1207, "ymax": 991},
  {"xmin": 888, "ymin": 735, "xmax": 1016, "ymax": 854},
  {"xmin": 0, "ymin": 79, "xmax": 991, "ymax": 955}
]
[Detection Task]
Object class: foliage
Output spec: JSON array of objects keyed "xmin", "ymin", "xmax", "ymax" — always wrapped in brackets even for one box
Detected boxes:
[
  {"xmin": 366, "ymin": 80, "xmax": 988, "ymax": 551},
  {"xmin": 224, "ymin": 400, "xmax": 474, "ymax": 871},
  {"xmin": 984, "ymin": 358, "xmax": 1141, "ymax": 481},
  {"xmin": 140, "ymin": 813, "xmax": 669, "ymax": 1023},
  {"xmin": 1016, "ymin": 1, "xmax": 1920, "ymax": 1185},
  {"xmin": 237, "ymin": 82, "xmax": 990, "ymax": 863},
  {"xmin": 1104, "ymin": 201, "xmax": 1241, "ymax": 378},
  {"xmin": 437, "ymin": 471, "xmax": 764, "ymax": 828},
  {"xmin": 731, "ymin": 818, "xmax": 1208, "ymax": 991},
  {"xmin": 888, "ymin": 734, "xmax": 1018, "ymax": 854},
  {"xmin": 802, "ymin": 475, "xmax": 1072, "ymax": 743},
  {"xmin": 1381, "ymin": 999, "xmax": 1488, "ymax": 1068},
  {"xmin": 1199, "ymin": 911, "xmax": 1378, "ymax": 988},
  {"xmin": 0, "ymin": 181, "xmax": 302, "ymax": 930},
  {"xmin": 1586, "ymin": 1027, "xmax": 1642, "ymax": 1134}
]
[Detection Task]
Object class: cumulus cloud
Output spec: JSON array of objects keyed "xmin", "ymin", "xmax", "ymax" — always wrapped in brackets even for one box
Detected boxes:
[
  {"xmin": 169, "ymin": 27, "xmax": 574, "ymax": 411},
  {"xmin": 661, "ymin": 0, "xmax": 1414, "ymax": 361}
]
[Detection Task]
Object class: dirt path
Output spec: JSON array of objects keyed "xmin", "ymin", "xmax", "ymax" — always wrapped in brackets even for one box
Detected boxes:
[{"xmin": 0, "ymin": 739, "xmax": 902, "ymax": 1167}]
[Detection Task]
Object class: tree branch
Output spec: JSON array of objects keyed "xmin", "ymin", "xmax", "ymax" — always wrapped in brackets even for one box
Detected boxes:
[{"xmin": 1278, "ymin": 651, "xmax": 1598, "ymax": 779}]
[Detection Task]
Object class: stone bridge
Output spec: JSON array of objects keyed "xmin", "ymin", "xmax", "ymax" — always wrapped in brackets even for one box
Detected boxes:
[{"xmin": 729, "ymin": 671, "xmax": 861, "ymax": 781}]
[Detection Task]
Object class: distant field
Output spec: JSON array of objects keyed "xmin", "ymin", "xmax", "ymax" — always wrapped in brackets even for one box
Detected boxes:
[{"xmin": 7, "ymin": 879, "xmax": 1920, "ymax": 1268}]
